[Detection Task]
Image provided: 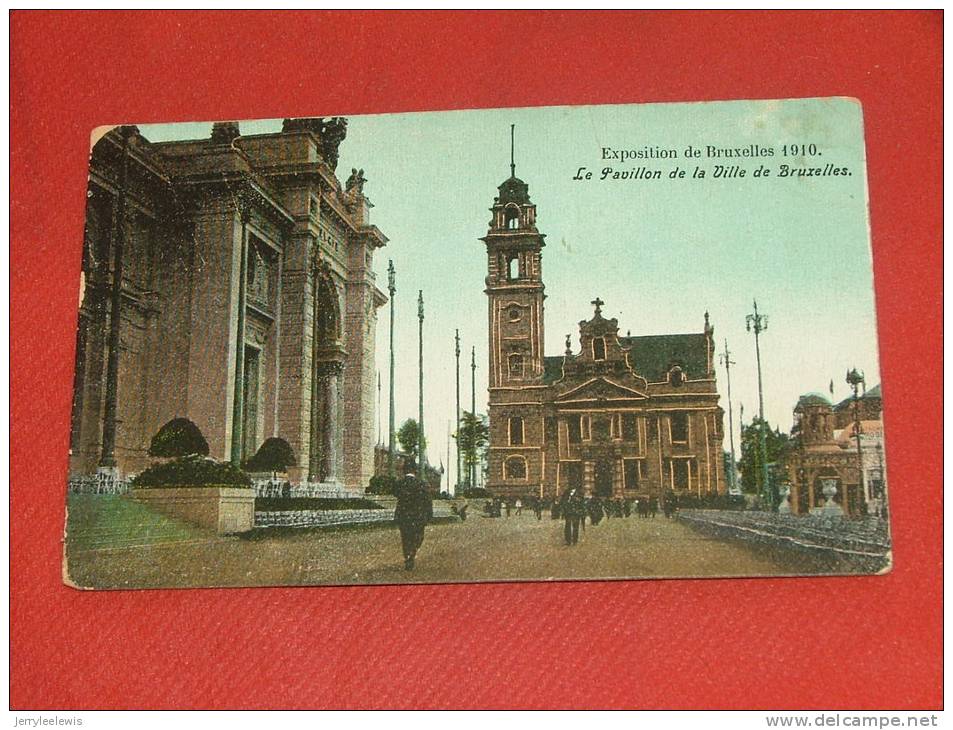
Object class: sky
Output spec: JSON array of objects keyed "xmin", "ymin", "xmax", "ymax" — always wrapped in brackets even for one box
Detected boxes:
[{"xmin": 140, "ymin": 98, "xmax": 881, "ymax": 487}]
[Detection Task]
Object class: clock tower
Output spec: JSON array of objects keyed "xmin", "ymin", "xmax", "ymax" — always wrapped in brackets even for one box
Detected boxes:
[{"xmin": 481, "ymin": 126, "xmax": 546, "ymax": 389}]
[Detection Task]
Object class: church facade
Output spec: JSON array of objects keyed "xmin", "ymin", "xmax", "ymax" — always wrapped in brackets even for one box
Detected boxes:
[
  {"xmin": 480, "ymin": 162, "xmax": 726, "ymax": 500},
  {"xmin": 70, "ymin": 119, "xmax": 387, "ymax": 491}
]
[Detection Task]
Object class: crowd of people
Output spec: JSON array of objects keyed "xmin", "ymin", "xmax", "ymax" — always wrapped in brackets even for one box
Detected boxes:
[
  {"xmin": 394, "ymin": 466, "xmax": 684, "ymax": 568},
  {"xmin": 476, "ymin": 489, "xmax": 682, "ymax": 546}
]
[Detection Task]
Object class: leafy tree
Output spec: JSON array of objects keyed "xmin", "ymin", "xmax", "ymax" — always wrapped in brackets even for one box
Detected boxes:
[
  {"xmin": 397, "ymin": 418, "xmax": 426, "ymax": 460},
  {"xmin": 244, "ymin": 437, "xmax": 296, "ymax": 478},
  {"xmin": 455, "ymin": 411, "xmax": 489, "ymax": 489},
  {"xmin": 149, "ymin": 418, "xmax": 209, "ymax": 458},
  {"xmin": 738, "ymin": 417, "xmax": 791, "ymax": 496}
]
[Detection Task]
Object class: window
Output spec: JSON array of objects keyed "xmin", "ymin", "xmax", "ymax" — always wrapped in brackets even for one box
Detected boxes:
[
  {"xmin": 509, "ymin": 416, "xmax": 524, "ymax": 446},
  {"xmin": 624, "ymin": 460, "xmax": 641, "ymax": 490},
  {"xmin": 581, "ymin": 414, "xmax": 592, "ymax": 441},
  {"xmin": 592, "ymin": 336, "xmax": 606, "ymax": 361},
  {"xmin": 507, "ymin": 255, "xmax": 519, "ymax": 280},
  {"xmin": 508, "ymin": 305, "xmax": 522, "ymax": 322},
  {"xmin": 669, "ymin": 366, "xmax": 684, "ymax": 386},
  {"xmin": 670, "ymin": 412, "xmax": 689, "ymax": 443},
  {"xmin": 544, "ymin": 417, "xmax": 558, "ymax": 446},
  {"xmin": 504, "ymin": 456, "xmax": 527, "ymax": 480},
  {"xmin": 567, "ymin": 415, "xmax": 582, "ymax": 444},
  {"xmin": 505, "ymin": 205, "xmax": 520, "ymax": 230},
  {"xmin": 623, "ymin": 414, "xmax": 638, "ymax": 443},
  {"xmin": 610, "ymin": 413, "xmax": 622, "ymax": 439},
  {"xmin": 672, "ymin": 459, "xmax": 690, "ymax": 489},
  {"xmin": 508, "ymin": 353, "xmax": 524, "ymax": 378}
]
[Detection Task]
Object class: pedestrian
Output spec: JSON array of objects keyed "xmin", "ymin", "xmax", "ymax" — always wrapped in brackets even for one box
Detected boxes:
[
  {"xmin": 560, "ymin": 486, "xmax": 585, "ymax": 546},
  {"xmin": 623, "ymin": 499, "xmax": 631, "ymax": 518},
  {"xmin": 515, "ymin": 498, "xmax": 523, "ymax": 516},
  {"xmin": 534, "ymin": 497, "xmax": 543, "ymax": 521},
  {"xmin": 649, "ymin": 496, "xmax": 658, "ymax": 519},
  {"xmin": 459, "ymin": 502, "xmax": 469, "ymax": 521},
  {"xmin": 394, "ymin": 471, "xmax": 434, "ymax": 571}
]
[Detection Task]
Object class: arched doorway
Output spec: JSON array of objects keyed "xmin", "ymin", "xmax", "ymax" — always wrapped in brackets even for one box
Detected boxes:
[{"xmin": 308, "ymin": 270, "xmax": 345, "ymax": 483}]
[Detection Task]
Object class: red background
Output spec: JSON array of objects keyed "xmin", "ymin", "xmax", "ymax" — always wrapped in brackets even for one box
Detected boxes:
[{"xmin": 10, "ymin": 11, "xmax": 943, "ymax": 710}]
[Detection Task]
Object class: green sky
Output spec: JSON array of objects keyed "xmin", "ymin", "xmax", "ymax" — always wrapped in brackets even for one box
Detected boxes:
[{"xmin": 141, "ymin": 98, "xmax": 881, "ymax": 483}]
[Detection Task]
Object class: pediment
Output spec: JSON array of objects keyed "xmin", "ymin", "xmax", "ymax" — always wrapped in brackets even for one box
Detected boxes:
[{"xmin": 555, "ymin": 377, "xmax": 647, "ymax": 402}]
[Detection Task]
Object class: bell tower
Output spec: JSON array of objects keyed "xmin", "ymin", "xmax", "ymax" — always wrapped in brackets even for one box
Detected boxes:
[{"xmin": 481, "ymin": 125, "xmax": 546, "ymax": 388}]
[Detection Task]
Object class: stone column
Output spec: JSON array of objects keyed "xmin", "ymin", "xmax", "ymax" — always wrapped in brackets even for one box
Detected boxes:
[
  {"xmin": 583, "ymin": 459, "xmax": 594, "ymax": 496},
  {"xmin": 322, "ymin": 365, "xmax": 342, "ymax": 482},
  {"xmin": 307, "ymin": 361, "xmax": 322, "ymax": 484}
]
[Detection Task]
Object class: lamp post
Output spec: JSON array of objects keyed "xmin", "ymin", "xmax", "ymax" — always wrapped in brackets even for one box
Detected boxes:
[
  {"xmin": 418, "ymin": 290, "xmax": 425, "ymax": 478},
  {"xmin": 746, "ymin": 300, "xmax": 773, "ymax": 511},
  {"xmin": 719, "ymin": 339, "xmax": 737, "ymax": 492},
  {"xmin": 387, "ymin": 260, "xmax": 396, "ymax": 477},
  {"xmin": 455, "ymin": 329, "xmax": 461, "ymax": 495},
  {"xmin": 846, "ymin": 367, "xmax": 867, "ymax": 516},
  {"xmin": 471, "ymin": 345, "xmax": 476, "ymax": 490}
]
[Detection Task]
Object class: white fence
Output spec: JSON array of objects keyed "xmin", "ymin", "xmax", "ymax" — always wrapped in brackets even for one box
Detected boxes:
[
  {"xmin": 251, "ymin": 478, "xmax": 360, "ymax": 500},
  {"xmin": 67, "ymin": 473, "xmax": 131, "ymax": 495},
  {"xmin": 255, "ymin": 508, "xmax": 394, "ymax": 529}
]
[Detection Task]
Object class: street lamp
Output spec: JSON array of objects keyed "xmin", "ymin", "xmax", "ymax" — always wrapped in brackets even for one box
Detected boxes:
[
  {"xmin": 746, "ymin": 300, "xmax": 773, "ymax": 511},
  {"xmin": 846, "ymin": 367, "xmax": 867, "ymax": 516},
  {"xmin": 387, "ymin": 260, "xmax": 396, "ymax": 477},
  {"xmin": 719, "ymin": 339, "xmax": 737, "ymax": 492}
]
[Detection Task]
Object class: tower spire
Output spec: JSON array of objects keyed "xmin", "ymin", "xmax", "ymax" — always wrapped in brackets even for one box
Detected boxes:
[{"xmin": 510, "ymin": 124, "xmax": 515, "ymax": 178}]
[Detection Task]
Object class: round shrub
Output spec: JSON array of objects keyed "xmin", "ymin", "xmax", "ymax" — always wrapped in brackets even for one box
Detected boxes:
[
  {"xmin": 244, "ymin": 437, "xmax": 296, "ymax": 474},
  {"xmin": 149, "ymin": 418, "xmax": 209, "ymax": 458},
  {"xmin": 131, "ymin": 455, "xmax": 252, "ymax": 489},
  {"xmin": 366, "ymin": 474, "xmax": 400, "ymax": 495}
]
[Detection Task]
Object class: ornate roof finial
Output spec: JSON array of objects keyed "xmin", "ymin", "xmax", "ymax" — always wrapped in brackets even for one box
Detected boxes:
[
  {"xmin": 510, "ymin": 124, "xmax": 516, "ymax": 178},
  {"xmin": 565, "ymin": 333, "xmax": 572, "ymax": 355},
  {"xmin": 591, "ymin": 297, "xmax": 605, "ymax": 316}
]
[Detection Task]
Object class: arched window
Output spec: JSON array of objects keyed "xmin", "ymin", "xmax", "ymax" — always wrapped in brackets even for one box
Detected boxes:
[
  {"xmin": 509, "ymin": 416, "xmax": 524, "ymax": 446},
  {"xmin": 669, "ymin": 366, "xmax": 684, "ymax": 386},
  {"xmin": 592, "ymin": 336, "xmax": 606, "ymax": 361},
  {"xmin": 508, "ymin": 353, "xmax": 524, "ymax": 378},
  {"xmin": 504, "ymin": 456, "xmax": 527, "ymax": 480},
  {"xmin": 504, "ymin": 205, "xmax": 520, "ymax": 230},
  {"xmin": 508, "ymin": 305, "xmax": 522, "ymax": 322}
]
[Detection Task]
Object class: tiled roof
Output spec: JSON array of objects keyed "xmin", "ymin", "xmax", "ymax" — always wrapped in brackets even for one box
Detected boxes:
[{"xmin": 619, "ymin": 333, "xmax": 710, "ymax": 382}]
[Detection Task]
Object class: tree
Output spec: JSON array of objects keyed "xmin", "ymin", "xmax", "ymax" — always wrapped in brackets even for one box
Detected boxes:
[
  {"xmin": 148, "ymin": 418, "xmax": 209, "ymax": 458},
  {"xmin": 397, "ymin": 418, "xmax": 425, "ymax": 460},
  {"xmin": 738, "ymin": 417, "xmax": 791, "ymax": 496},
  {"xmin": 455, "ymin": 411, "xmax": 489, "ymax": 489},
  {"xmin": 244, "ymin": 437, "xmax": 296, "ymax": 478}
]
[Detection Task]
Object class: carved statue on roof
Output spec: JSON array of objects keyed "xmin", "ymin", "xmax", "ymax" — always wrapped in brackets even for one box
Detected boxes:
[{"xmin": 346, "ymin": 168, "xmax": 367, "ymax": 195}]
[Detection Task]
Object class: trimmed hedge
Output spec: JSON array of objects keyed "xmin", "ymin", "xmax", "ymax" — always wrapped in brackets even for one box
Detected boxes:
[
  {"xmin": 131, "ymin": 455, "xmax": 252, "ymax": 489},
  {"xmin": 149, "ymin": 418, "xmax": 210, "ymax": 458},
  {"xmin": 244, "ymin": 437, "xmax": 296, "ymax": 474},
  {"xmin": 366, "ymin": 474, "xmax": 401, "ymax": 495}
]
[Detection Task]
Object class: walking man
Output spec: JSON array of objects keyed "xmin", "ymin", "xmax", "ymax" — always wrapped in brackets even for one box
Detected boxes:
[
  {"xmin": 561, "ymin": 486, "xmax": 585, "ymax": 546},
  {"xmin": 394, "ymin": 471, "xmax": 434, "ymax": 571}
]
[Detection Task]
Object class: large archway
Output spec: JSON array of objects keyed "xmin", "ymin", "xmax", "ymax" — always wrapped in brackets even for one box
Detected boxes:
[{"xmin": 308, "ymin": 269, "xmax": 345, "ymax": 483}]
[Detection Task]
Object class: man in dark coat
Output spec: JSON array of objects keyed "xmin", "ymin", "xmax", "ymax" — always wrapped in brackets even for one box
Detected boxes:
[
  {"xmin": 560, "ymin": 486, "xmax": 585, "ymax": 546},
  {"xmin": 394, "ymin": 472, "xmax": 434, "ymax": 571}
]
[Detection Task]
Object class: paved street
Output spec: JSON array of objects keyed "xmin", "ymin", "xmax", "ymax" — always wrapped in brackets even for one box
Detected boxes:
[{"xmin": 67, "ymin": 508, "xmax": 834, "ymax": 590}]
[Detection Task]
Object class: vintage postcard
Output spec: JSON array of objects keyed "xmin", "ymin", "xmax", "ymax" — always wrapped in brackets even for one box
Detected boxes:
[{"xmin": 64, "ymin": 98, "xmax": 890, "ymax": 589}]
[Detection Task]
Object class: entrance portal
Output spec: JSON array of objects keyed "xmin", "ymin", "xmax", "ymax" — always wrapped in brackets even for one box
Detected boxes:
[{"xmin": 594, "ymin": 459, "xmax": 613, "ymax": 498}]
